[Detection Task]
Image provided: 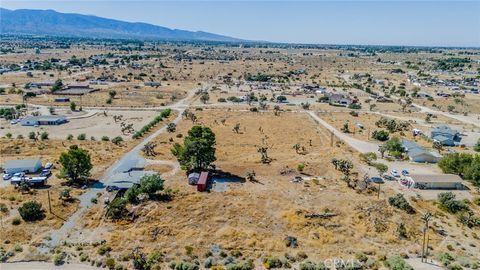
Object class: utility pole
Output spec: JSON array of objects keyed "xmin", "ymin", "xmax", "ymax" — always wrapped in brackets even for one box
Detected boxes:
[
  {"xmin": 47, "ymin": 190, "xmax": 52, "ymax": 214},
  {"xmin": 377, "ymin": 183, "xmax": 381, "ymax": 199},
  {"xmin": 330, "ymin": 131, "xmax": 334, "ymax": 147}
]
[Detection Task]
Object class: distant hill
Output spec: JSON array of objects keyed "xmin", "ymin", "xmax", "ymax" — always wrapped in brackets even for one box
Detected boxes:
[{"xmin": 0, "ymin": 8, "xmax": 243, "ymax": 42}]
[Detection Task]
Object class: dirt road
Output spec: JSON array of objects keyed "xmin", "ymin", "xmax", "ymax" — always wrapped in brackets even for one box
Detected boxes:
[{"xmin": 0, "ymin": 262, "xmax": 101, "ymax": 270}]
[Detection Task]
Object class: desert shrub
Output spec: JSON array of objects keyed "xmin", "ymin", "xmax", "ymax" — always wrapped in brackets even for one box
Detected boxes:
[
  {"xmin": 53, "ymin": 253, "xmax": 66, "ymax": 266},
  {"xmin": 40, "ymin": 131, "xmax": 49, "ymax": 140},
  {"xmin": 218, "ymin": 98, "xmax": 226, "ymax": 102},
  {"xmin": 101, "ymin": 136, "xmax": 110, "ymax": 141},
  {"xmin": 14, "ymin": 245, "xmax": 22, "ymax": 252},
  {"xmin": 448, "ymin": 263, "xmax": 463, "ymax": 270},
  {"xmin": 355, "ymin": 252, "xmax": 368, "ymax": 263},
  {"xmin": 77, "ymin": 133, "xmax": 86, "ymax": 140},
  {"xmin": 388, "ymin": 194, "xmax": 415, "ymax": 213},
  {"xmin": 169, "ymin": 261, "xmax": 199, "ymax": 270},
  {"xmin": 384, "ymin": 256, "xmax": 412, "ymax": 270},
  {"xmin": 111, "ymin": 136, "xmax": 123, "ymax": 145},
  {"xmin": 349, "ymin": 111, "xmax": 359, "ymax": 117},
  {"xmin": 91, "ymin": 198, "xmax": 98, "ymax": 204},
  {"xmin": 299, "ymin": 261, "xmax": 317, "ymax": 270},
  {"xmin": 18, "ymin": 201, "xmax": 44, "ymax": 221},
  {"xmin": 438, "ymin": 252, "xmax": 455, "ymax": 266},
  {"xmin": 226, "ymin": 260, "xmax": 254, "ymax": 270},
  {"xmin": 98, "ymin": 245, "xmax": 112, "ymax": 256},
  {"xmin": 262, "ymin": 256, "xmax": 283, "ymax": 269},
  {"xmin": 12, "ymin": 217, "xmax": 21, "ymax": 225},
  {"xmin": 106, "ymin": 258, "xmax": 116, "ymax": 269},
  {"xmin": 79, "ymin": 253, "xmax": 89, "ymax": 262},
  {"xmin": 438, "ymin": 192, "xmax": 468, "ymax": 213}
]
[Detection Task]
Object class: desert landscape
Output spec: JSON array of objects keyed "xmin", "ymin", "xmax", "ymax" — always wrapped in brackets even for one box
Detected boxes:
[{"xmin": 0, "ymin": 31, "xmax": 479, "ymax": 270}]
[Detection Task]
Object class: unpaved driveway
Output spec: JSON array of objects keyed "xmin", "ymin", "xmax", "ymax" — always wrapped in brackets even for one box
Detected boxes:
[{"xmin": 307, "ymin": 111, "xmax": 379, "ymax": 153}]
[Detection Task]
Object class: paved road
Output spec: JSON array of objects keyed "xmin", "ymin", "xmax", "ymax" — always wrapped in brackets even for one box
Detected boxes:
[
  {"xmin": 413, "ymin": 103, "xmax": 480, "ymax": 128},
  {"xmin": 307, "ymin": 111, "xmax": 379, "ymax": 153},
  {"xmin": 45, "ymin": 87, "xmax": 197, "ymax": 246}
]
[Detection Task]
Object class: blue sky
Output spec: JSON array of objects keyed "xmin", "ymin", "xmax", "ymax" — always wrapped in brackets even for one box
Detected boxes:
[{"xmin": 2, "ymin": 1, "xmax": 480, "ymax": 47}]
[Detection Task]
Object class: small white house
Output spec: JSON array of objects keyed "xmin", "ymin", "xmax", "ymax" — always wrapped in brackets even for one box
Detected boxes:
[{"xmin": 3, "ymin": 159, "xmax": 42, "ymax": 174}]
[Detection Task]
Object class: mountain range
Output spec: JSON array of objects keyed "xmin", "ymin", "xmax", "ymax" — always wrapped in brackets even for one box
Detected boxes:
[{"xmin": 0, "ymin": 8, "xmax": 243, "ymax": 42}]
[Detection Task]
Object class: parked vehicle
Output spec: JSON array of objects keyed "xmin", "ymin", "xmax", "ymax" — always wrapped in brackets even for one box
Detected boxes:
[
  {"xmin": 2, "ymin": 173, "xmax": 13, "ymax": 180},
  {"xmin": 368, "ymin": 177, "xmax": 385, "ymax": 184},
  {"xmin": 402, "ymin": 170, "xmax": 410, "ymax": 176},
  {"xmin": 44, "ymin": 163, "xmax": 53, "ymax": 169},
  {"xmin": 383, "ymin": 175, "xmax": 396, "ymax": 181},
  {"xmin": 391, "ymin": 169, "xmax": 400, "ymax": 178},
  {"xmin": 40, "ymin": 169, "xmax": 51, "ymax": 177}
]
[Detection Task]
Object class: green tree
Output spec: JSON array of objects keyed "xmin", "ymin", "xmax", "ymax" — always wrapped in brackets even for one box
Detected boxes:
[
  {"xmin": 108, "ymin": 90, "xmax": 117, "ymax": 99},
  {"xmin": 385, "ymin": 137, "xmax": 405, "ymax": 157},
  {"xmin": 138, "ymin": 174, "xmax": 164, "ymax": 197},
  {"xmin": 51, "ymin": 79, "xmax": 63, "ymax": 92},
  {"xmin": 372, "ymin": 130, "xmax": 390, "ymax": 141},
  {"xmin": 438, "ymin": 153, "xmax": 474, "ymax": 177},
  {"xmin": 59, "ymin": 145, "xmax": 92, "ymax": 183},
  {"xmin": 70, "ymin": 101, "xmax": 77, "ymax": 111},
  {"xmin": 171, "ymin": 126, "xmax": 216, "ymax": 171},
  {"xmin": 18, "ymin": 201, "xmax": 44, "ymax": 221},
  {"xmin": 111, "ymin": 136, "xmax": 123, "ymax": 145}
]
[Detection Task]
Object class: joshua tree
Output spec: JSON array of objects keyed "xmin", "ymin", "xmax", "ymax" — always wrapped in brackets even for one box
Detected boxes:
[
  {"xmin": 341, "ymin": 122, "xmax": 350, "ymax": 133},
  {"xmin": 421, "ymin": 212, "xmax": 433, "ymax": 262},
  {"xmin": 432, "ymin": 140, "xmax": 443, "ymax": 153},
  {"xmin": 331, "ymin": 158, "xmax": 339, "ymax": 170},
  {"xmin": 378, "ymin": 145, "xmax": 387, "ymax": 159},
  {"xmin": 142, "ymin": 142, "xmax": 157, "ymax": 156},
  {"xmin": 293, "ymin": 143, "xmax": 301, "ymax": 154},
  {"xmin": 257, "ymin": 137, "xmax": 273, "ymax": 164},
  {"xmin": 273, "ymin": 105, "xmax": 281, "ymax": 116},
  {"xmin": 232, "ymin": 123, "xmax": 241, "ymax": 134},
  {"xmin": 245, "ymin": 170, "xmax": 257, "ymax": 182}
]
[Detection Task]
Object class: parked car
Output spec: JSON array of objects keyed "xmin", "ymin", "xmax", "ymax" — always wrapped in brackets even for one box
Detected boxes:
[
  {"xmin": 44, "ymin": 163, "xmax": 53, "ymax": 169},
  {"xmin": 368, "ymin": 177, "xmax": 385, "ymax": 184},
  {"xmin": 13, "ymin": 172, "xmax": 25, "ymax": 178},
  {"xmin": 391, "ymin": 169, "xmax": 400, "ymax": 178},
  {"xmin": 384, "ymin": 175, "xmax": 396, "ymax": 181},
  {"xmin": 40, "ymin": 169, "xmax": 51, "ymax": 177},
  {"xmin": 402, "ymin": 170, "xmax": 410, "ymax": 176},
  {"xmin": 2, "ymin": 173, "xmax": 13, "ymax": 180}
]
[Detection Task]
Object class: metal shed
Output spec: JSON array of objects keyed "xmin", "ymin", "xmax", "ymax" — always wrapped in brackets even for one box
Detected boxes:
[
  {"xmin": 3, "ymin": 159, "xmax": 42, "ymax": 174},
  {"xmin": 197, "ymin": 171, "xmax": 209, "ymax": 192}
]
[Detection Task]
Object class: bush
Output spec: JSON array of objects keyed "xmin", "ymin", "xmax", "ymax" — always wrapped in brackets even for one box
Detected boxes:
[
  {"xmin": 389, "ymin": 194, "xmax": 415, "ymax": 213},
  {"xmin": 111, "ymin": 136, "xmax": 123, "ymax": 145},
  {"xmin": 40, "ymin": 131, "xmax": 49, "ymax": 140},
  {"xmin": 77, "ymin": 133, "xmax": 86, "ymax": 140},
  {"xmin": 384, "ymin": 256, "xmax": 413, "ymax": 270},
  {"xmin": 372, "ymin": 130, "xmax": 390, "ymax": 141},
  {"xmin": 53, "ymin": 253, "xmax": 66, "ymax": 266},
  {"xmin": 226, "ymin": 260, "xmax": 254, "ymax": 270},
  {"xmin": 67, "ymin": 134, "xmax": 73, "ymax": 140},
  {"xmin": 12, "ymin": 217, "xmax": 21, "ymax": 225},
  {"xmin": 101, "ymin": 136, "xmax": 110, "ymax": 141},
  {"xmin": 18, "ymin": 201, "xmax": 44, "ymax": 221},
  {"xmin": 106, "ymin": 258, "xmax": 116, "ymax": 269},
  {"xmin": 348, "ymin": 103, "xmax": 362, "ymax": 110},
  {"xmin": 262, "ymin": 256, "xmax": 283, "ymax": 269},
  {"xmin": 169, "ymin": 261, "xmax": 199, "ymax": 270},
  {"xmin": 98, "ymin": 245, "xmax": 112, "ymax": 256},
  {"xmin": 438, "ymin": 192, "xmax": 468, "ymax": 213}
]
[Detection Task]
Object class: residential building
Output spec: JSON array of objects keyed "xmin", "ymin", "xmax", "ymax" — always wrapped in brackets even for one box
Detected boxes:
[
  {"xmin": 20, "ymin": 115, "xmax": 67, "ymax": 126},
  {"xmin": 431, "ymin": 126, "xmax": 461, "ymax": 146},
  {"xmin": 410, "ymin": 174, "xmax": 464, "ymax": 190},
  {"xmin": 401, "ymin": 139, "xmax": 442, "ymax": 163}
]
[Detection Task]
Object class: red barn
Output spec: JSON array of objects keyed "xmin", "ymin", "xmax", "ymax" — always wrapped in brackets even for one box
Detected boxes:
[{"xmin": 197, "ymin": 171, "xmax": 209, "ymax": 192}]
